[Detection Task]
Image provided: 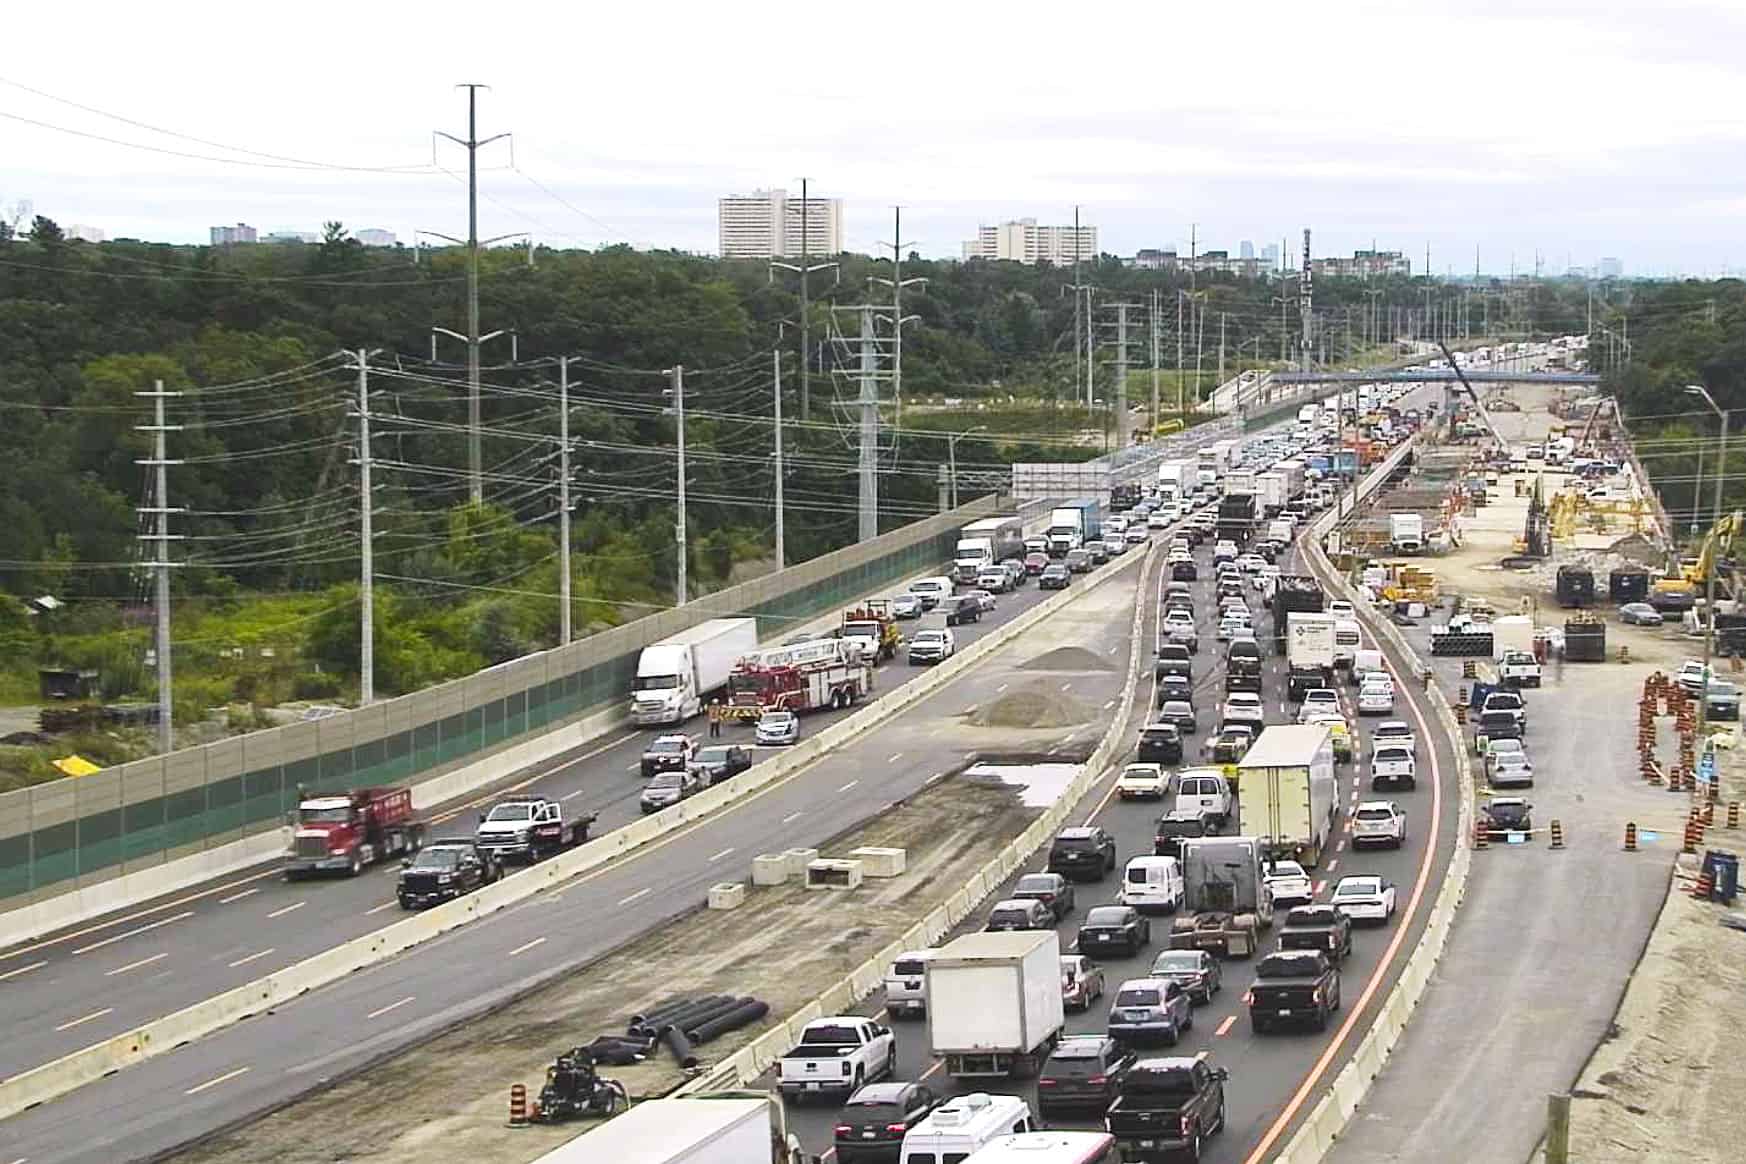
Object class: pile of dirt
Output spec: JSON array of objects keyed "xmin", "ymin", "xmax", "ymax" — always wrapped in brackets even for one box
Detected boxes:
[
  {"xmin": 965, "ymin": 682, "xmax": 1093, "ymax": 729},
  {"xmin": 1019, "ymin": 645, "xmax": 1116, "ymax": 672}
]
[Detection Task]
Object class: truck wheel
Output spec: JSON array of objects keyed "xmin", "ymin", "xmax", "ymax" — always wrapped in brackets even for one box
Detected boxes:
[
  {"xmin": 1213, "ymin": 1101, "xmax": 1228, "ymax": 1134},
  {"xmin": 1251, "ymin": 1013, "xmax": 1267, "ymax": 1035},
  {"xmin": 1315, "ymin": 1007, "xmax": 1330, "ymax": 1032},
  {"xmin": 347, "ymin": 850, "xmax": 362, "ymax": 877}
]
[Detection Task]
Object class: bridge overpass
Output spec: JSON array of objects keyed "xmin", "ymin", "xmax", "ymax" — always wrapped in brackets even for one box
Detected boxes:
[{"xmin": 1270, "ymin": 368, "xmax": 1600, "ymax": 384}]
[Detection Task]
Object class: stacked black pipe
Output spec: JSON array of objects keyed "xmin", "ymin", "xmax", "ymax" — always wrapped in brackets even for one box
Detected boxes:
[{"xmin": 612, "ymin": 994, "xmax": 770, "ymax": 1069}]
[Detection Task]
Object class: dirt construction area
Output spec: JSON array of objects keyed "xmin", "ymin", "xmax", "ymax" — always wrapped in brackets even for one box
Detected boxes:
[
  {"xmin": 172, "ymin": 775, "xmax": 1045, "ymax": 1164},
  {"xmin": 1565, "ymin": 743, "xmax": 1746, "ymax": 1163}
]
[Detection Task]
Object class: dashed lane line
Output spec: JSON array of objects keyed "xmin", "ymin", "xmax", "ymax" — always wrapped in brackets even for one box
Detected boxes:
[
  {"xmin": 0, "ymin": 960, "xmax": 46, "ymax": 982},
  {"xmin": 838, "ymin": 780, "xmax": 859, "ymax": 793},
  {"xmin": 217, "ymin": 888, "xmax": 258, "ymax": 905},
  {"xmin": 69, "ymin": 911, "xmax": 195, "ymax": 957},
  {"xmin": 708, "ymin": 848, "xmax": 735, "ymax": 862},
  {"xmin": 617, "ymin": 888, "xmax": 651, "ymax": 907},
  {"xmin": 265, "ymin": 901, "xmax": 306, "ymax": 920},
  {"xmin": 1215, "ymin": 1015, "xmax": 1237, "ymax": 1037},
  {"xmin": 227, "ymin": 948, "xmax": 275, "ymax": 969},
  {"xmin": 781, "ymin": 812, "xmax": 804, "ymax": 825},
  {"xmin": 184, "ymin": 1066, "xmax": 250, "ymax": 1096},
  {"xmin": 53, "ymin": 1007, "xmax": 114, "ymax": 1032},
  {"xmin": 104, "ymin": 952, "xmax": 168, "ymax": 977},
  {"xmin": 509, "ymin": 936, "xmax": 547, "ymax": 957},
  {"xmin": 365, "ymin": 901, "xmax": 399, "ymax": 915},
  {"xmin": 366, "ymin": 996, "xmax": 416, "ymax": 1020}
]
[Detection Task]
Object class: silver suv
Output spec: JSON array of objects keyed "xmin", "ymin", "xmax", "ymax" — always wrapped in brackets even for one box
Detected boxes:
[{"xmin": 1106, "ymin": 977, "xmax": 1194, "ymax": 1046}]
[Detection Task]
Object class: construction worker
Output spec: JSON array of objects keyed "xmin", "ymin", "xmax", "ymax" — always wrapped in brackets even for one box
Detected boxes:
[{"xmin": 708, "ymin": 699, "xmax": 722, "ymax": 738}]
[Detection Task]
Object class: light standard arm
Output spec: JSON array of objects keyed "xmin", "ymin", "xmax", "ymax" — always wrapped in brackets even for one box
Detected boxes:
[{"xmin": 947, "ymin": 425, "xmax": 988, "ymax": 510}]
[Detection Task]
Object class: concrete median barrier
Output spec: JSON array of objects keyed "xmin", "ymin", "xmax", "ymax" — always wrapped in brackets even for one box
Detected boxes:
[{"xmin": 0, "ymin": 530, "xmax": 1154, "ymax": 1122}]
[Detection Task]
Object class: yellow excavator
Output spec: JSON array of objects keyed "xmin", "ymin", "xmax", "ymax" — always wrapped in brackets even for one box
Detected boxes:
[{"xmin": 1663, "ymin": 511, "xmax": 1744, "ymax": 636}]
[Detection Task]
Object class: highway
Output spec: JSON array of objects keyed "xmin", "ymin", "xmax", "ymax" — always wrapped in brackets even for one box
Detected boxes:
[
  {"xmin": 0, "ymin": 559, "xmax": 1079, "ymax": 1080},
  {"xmin": 771, "ymin": 391, "xmax": 1465, "ymax": 1164},
  {"xmin": 0, "ymin": 531, "xmax": 1151, "ymax": 1163}
]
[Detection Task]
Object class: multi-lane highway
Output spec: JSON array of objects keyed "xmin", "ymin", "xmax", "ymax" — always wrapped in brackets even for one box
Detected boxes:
[{"xmin": 0, "ymin": 557, "xmax": 1089, "ymax": 1080}]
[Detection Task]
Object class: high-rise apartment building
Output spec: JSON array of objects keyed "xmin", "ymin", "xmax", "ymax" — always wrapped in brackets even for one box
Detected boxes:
[
  {"xmin": 1598, "ymin": 257, "xmax": 1623, "ymax": 279},
  {"xmin": 960, "ymin": 218, "xmax": 1097, "ymax": 265},
  {"xmin": 717, "ymin": 189, "xmax": 844, "ymax": 259},
  {"xmin": 1239, "ymin": 240, "xmax": 1255, "ymax": 260},
  {"xmin": 1261, "ymin": 242, "xmax": 1280, "ymax": 268},
  {"xmin": 1310, "ymin": 250, "xmax": 1411, "ymax": 278},
  {"xmin": 210, "ymin": 223, "xmax": 257, "ymax": 245}
]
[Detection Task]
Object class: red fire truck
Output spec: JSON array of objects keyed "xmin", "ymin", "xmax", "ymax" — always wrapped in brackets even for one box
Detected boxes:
[
  {"xmin": 284, "ymin": 786, "xmax": 426, "ymax": 879},
  {"xmin": 723, "ymin": 638, "xmax": 874, "ymax": 719}
]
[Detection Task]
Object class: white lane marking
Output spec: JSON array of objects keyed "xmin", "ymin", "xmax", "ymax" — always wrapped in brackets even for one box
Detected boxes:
[
  {"xmin": 228, "ymin": 948, "xmax": 276, "ymax": 968},
  {"xmin": 266, "ymin": 901, "xmax": 306, "ymax": 919},
  {"xmin": 54, "ymin": 1007, "xmax": 114, "ymax": 1032},
  {"xmin": 839, "ymin": 780, "xmax": 859, "ymax": 793},
  {"xmin": 708, "ymin": 848, "xmax": 735, "ymax": 862},
  {"xmin": 1327, "ymin": 859, "xmax": 1340, "ymax": 872},
  {"xmin": 625, "ymin": 763, "xmax": 642, "ymax": 772},
  {"xmin": 1314, "ymin": 880, "xmax": 1326, "ymax": 896},
  {"xmin": 217, "ymin": 888, "xmax": 258, "ymax": 905},
  {"xmin": 185, "ymin": 1066, "xmax": 250, "ymax": 1095},
  {"xmin": 104, "ymin": 951, "xmax": 169, "ymax": 977},
  {"xmin": 0, "ymin": 960, "xmax": 47, "ymax": 982},
  {"xmin": 509, "ymin": 936, "xmax": 547, "ymax": 957},
  {"xmin": 71, "ymin": 910, "xmax": 194, "ymax": 955},
  {"xmin": 781, "ymin": 811, "xmax": 804, "ymax": 825},
  {"xmin": 996, "ymin": 683, "xmax": 1008, "ymax": 693},
  {"xmin": 560, "ymin": 789, "xmax": 587, "ymax": 801},
  {"xmin": 888, "ymin": 752, "xmax": 903, "ymax": 763},
  {"xmin": 1103, "ymin": 699, "xmax": 1117, "ymax": 710},
  {"xmin": 367, "ymin": 996, "xmax": 415, "ymax": 1020},
  {"xmin": 618, "ymin": 888, "xmax": 651, "ymax": 907},
  {"xmin": 1336, "ymin": 839, "xmax": 1347, "ymax": 853},
  {"xmin": 1060, "ymin": 682, "xmax": 1073, "ymax": 691},
  {"xmin": 365, "ymin": 901, "xmax": 399, "ymax": 915}
]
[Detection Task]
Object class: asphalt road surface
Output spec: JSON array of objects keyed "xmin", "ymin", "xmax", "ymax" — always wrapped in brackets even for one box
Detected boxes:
[
  {"xmin": 0, "ymin": 560, "xmax": 1079, "ymax": 1080},
  {"xmin": 766, "ymin": 515, "xmax": 1463, "ymax": 1164},
  {"xmin": 0, "ymin": 532, "xmax": 1153, "ymax": 1164}
]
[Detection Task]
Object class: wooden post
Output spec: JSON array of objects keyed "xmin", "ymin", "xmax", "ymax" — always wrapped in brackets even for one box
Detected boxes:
[{"xmin": 1545, "ymin": 1092, "xmax": 1571, "ymax": 1163}]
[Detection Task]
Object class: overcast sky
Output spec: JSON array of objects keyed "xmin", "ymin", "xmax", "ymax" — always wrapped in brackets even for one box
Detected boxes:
[{"xmin": 6, "ymin": 0, "xmax": 1744, "ymax": 276}]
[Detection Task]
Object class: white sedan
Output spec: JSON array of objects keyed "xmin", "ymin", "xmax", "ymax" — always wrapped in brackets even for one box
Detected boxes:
[
  {"xmin": 1357, "ymin": 679, "xmax": 1396, "ymax": 716},
  {"xmin": 1117, "ymin": 762, "xmax": 1170, "ymax": 800},
  {"xmin": 1332, "ymin": 874, "xmax": 1398, "ymax": 924},
  {"xmin": 1222, "ymin": 693, "xmax": 1266, "ymax": 727},
  {"xmin": 1264, "ymin": 860, "xmax": 1314, "ymax": 908}
]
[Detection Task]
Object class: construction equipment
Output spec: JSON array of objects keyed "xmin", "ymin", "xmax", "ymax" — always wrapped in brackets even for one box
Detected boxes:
[
  {"xmin": 532, "ymin": 1046, "xmax": 629, "ymax": 1122},
  {"xmin": 1436, "ymin": 341, "xmax": 1508, "ymax": 446},
  {"xmin": 1521, "ymin": 474, "xmax": 1551, "ymax": 558}
]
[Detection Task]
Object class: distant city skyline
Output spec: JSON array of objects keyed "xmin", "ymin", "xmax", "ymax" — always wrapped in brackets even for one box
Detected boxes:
[{"xmin": 6, "ymin": 3, "xmax": 1739, "ymax": 277}]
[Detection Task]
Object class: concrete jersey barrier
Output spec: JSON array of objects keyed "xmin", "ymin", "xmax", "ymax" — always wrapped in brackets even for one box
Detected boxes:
[{"xmin": 0, "ymin": 520, "xmax": 1154, "ymax": 1123}]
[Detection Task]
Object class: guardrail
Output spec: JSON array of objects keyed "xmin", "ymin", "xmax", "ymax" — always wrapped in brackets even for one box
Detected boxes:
[
  {"xmin": 1273, "ymin": 437, "xmax": 1477, "ymax": 1163},
  {"xmin": 673, "ymin": 539, "xmax": 1156, "ymax": 1097},
  {"xmin": 0, "ymin": 515, "xmax": 1153, "ymax": 1122}
]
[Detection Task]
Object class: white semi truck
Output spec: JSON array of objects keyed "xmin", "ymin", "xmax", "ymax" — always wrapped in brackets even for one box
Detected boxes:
[
  {"xmin": 955, "ymin": 516, "xmax": 1024, "ymax": 581},
  {"xmin": 630, "ymin": 617, "xmax": 760, "ymax": 725},
  {"xmin": 1235, "ymin": 724, "xmax": 1340, "ymax": 868},
  {"xmin": 926, "ymin": 930, "xmax": 1065, "ymax": 1079}
]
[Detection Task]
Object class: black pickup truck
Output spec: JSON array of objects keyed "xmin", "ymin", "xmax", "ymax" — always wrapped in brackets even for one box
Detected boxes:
[
  {"xmin": 1248, "ymin": 950, "xmax": 1341, "ymax": 1033},
  {"xmin": 1105, "ymin": 1055, "xmax": 1230, "ymax": 1162},
  {"xmin": 1276, "ymin": 905, "xmax": 1354, "ymax": 964},
  {"xmin": 397, "ymin": 839, "xmax": 501, "ymax": 909}
]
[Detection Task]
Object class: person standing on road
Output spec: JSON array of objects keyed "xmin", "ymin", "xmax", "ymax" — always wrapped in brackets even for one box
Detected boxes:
[{"xmin": 708, "ymin": 699, "xmax": 722, "ymax": 738}]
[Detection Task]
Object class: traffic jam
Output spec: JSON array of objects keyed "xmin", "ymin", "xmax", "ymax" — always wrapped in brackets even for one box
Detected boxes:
[{"xmin": 771, "ymin": 388, "xmax": 1454, "ymax": 1164}]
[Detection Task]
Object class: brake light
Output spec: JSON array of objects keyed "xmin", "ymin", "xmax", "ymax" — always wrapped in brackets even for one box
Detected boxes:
[
  {"xmin": 886, "ymin": 1124, "xmax": 908, "ymax": 1135},
  {"xmin": 1038, "ymin": 1078, "xmax": 1058, "ymax": 1087},
  {"xmin": 834, "ymin": 1125, "xmax": 853, "ymax": 1136},
  {"xmin": 1086, "ymin": 1075, "xmax": 1107, "ymax": 1086},
  {"xmin": 842, "ymin": 1061, "xmax": 853, "ymax": 1076}
]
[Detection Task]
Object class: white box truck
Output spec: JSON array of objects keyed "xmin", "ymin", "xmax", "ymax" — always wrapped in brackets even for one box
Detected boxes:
[
  {"xmin": 1285, "ymin": 613, "xmax": 1337, "ymax": 701},
  {"xmin": 631, "ymin": 617, "xmax": 759, "ymax": 725},
  {"xmin": 925, "ymin": 930, "xmax": 1065, "ymax": 1079},
  {"xmin": 1389, "ymin": 513, "xmax": 1425, "ymax": 554},
  {"xmin": 1236, "ymin": 724, "xmax": 1339, "ymax": 867},
  {"xmin": 1256, "ymin": 472, "xmax": 1289, "ymax": 517},
  {"xmin": 1157, "ymin": 460, "xmax": 1192, "ymax": 502},
  {"xmin": 530, "ymin": 1094, "xmax": 798, "ymax": 1164},
  {"xmin": 1225, "ymin": 468, "xmax": 1257, "ymax": 498}
]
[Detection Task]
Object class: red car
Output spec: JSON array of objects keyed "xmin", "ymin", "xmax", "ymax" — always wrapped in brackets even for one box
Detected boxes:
[{"xmin": 1024, "ymin": 551, "xmax": 1050, "ymax": 575}]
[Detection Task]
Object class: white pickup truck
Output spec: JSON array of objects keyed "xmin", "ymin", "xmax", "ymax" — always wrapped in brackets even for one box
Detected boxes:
[
  {"xmin": 777, "ymin": 1016, "xmax": 897, "ymax": 1102},
  {"xmin": 1498, "ymin": 649, "xmax": 1542, "ymax": 688}
]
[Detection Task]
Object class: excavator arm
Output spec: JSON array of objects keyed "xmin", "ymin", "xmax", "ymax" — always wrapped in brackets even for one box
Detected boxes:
[{"xmin": 1436, "ymin": 341, "xmax": 1508, "ymax": 446}]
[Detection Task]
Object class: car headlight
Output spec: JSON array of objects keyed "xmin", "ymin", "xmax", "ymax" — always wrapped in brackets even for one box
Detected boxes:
[{"xmin": 436, "ymin": 873, "xmax": 453, "ymax": 883}]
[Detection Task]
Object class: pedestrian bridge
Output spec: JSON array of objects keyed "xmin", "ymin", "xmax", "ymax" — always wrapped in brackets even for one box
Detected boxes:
[{"xmin": 1270, "ymin": 369, "xmax": 1600, "ymax": 385}]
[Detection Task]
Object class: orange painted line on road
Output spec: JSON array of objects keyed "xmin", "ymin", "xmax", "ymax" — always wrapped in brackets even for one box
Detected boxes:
[
  {"xmin": 1241, "ymin": 620, "xmax": 1446, "ymax": 1163},
  {"xmin": 1215, "ymin": 1014, "xmax": 1237, "ymax": 1037}
]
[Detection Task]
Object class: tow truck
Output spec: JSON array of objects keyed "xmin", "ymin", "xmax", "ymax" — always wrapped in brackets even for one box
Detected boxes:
[
  {"xmin": 722, "ymin": 637, "xmax": 875, "ymax": 719},
  {"xmin": 841, "ymin": 601, "xmax": 903, "ymax": 662},
  {"xmin": 475, "ymin": 795, "xmax": 597, "ymax": 863}
]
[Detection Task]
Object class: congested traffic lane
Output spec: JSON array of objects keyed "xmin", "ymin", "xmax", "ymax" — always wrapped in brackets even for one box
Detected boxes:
[
  {"xmin": 0, "ymin": 557, "xmax": 1077, "ymax": 1080},
  {"xmin": 0, "ymin": 539, "xmax": 1155, "ymax": 1164},
  {"xmin": 774, "ymin": 494, "xmax": 1461, "ymax": 1163}
]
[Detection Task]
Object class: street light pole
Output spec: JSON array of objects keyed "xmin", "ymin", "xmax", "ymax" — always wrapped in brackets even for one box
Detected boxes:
[
  {"xmin": 1686, "ymin": 384, "xmax": 1729, "ymax": 747},
  {"xmin": 948, "ymin": 425, "xmax": 987, "ymax": 510}
]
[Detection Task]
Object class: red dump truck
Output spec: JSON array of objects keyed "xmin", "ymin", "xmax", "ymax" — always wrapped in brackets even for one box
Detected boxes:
[{"xmin": 284, "ymin": 786, "xmax": 426, "ymax": 879}]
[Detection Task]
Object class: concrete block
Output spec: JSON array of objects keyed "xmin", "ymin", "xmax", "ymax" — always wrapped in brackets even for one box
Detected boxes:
[
  {"xmin": 848, "ymin": 846, "xmax": 906, "ymax": 877},
  {"xmin": 752, "ymin": 854, "xmax": 789, "ymax": 886},
  {"xmin": 784, "ymin": 847, "xmax": 819, "ymax": 877},
  {"xmin": 805, "ymin": 858, "xmax": 864, "ymax": 890},
  {"xmin": 708, "ymin": 882, "xmax": 747, "ymax": 910}
]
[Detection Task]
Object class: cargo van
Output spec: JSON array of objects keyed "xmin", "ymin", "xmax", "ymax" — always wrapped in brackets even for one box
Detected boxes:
[
  {"xmin": 908, "ymin": 576, "xmax": 955, "ymax": 611},
  {"xmin": 1333, "ymin": 620, "xmax": 1361, "ymax": 669},
  {"xmin": 884, "ymin": 949, "xmax": 938, "ymax": 1018},
  {"xmin": 1118, "ymin": 855, "xmax": 1185, "ymax": 914},
  {"xmin": 1351, "ymin": 648, "xmax": 1385, "ymax": 686},
  {"xmin": 900, "ymin": 1092, "xmax": 1035, "ymax": 1164}
]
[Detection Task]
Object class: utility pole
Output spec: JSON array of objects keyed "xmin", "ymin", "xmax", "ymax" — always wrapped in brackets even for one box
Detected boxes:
[
  {"xmin": 1193, "ymin": 293, "xmax": 1206, "ymax": 405},
  {"xmin": 1177, "ymin": 290, "xmax": 1187, "ymax": 418},
  {"xmin": 772, "ymin": 349, "xmax": 786, "ymax": 569},
  {"xmin": 1299, "ymin": 229, "xmax": 1314, "ymax": 369},
  {"xmin": 869, "ymin": 207, "xmax": 925, "ymax": 413},
  {"xmin": 1150, "ymin": 288, "xmax": 1162, "ymax": 435},
  {"xmin": 1218, "ymin": 311, "xmax": 1227, "ymax": 386},
  {"xmin": 354, "ymin": 351, "xmax": 376, "ymax": 702},
  {"xmin": 857, "ymin": 307, "xmax": 879, "ymax": 540},
  {"xmin": 432, "ymin": 85, "xmax": 512, "ymax": 505},
  {"xmin": 558, "ymin": 356, "xmax": 573, "ymax": 644},
  {"xmin": 1073, "ymin": 205, "xmax": 1084, "ymax": 406},
  {"xmin": 135, "ymin": 380, "xmax": 183, "ymax": 753},
  {"xmin": 663, "ymin": 366, "xmax": 688, "ymax": 605},
  {"xmin": 768, "ymin": 178, "xmax": 839, "ymax": 422},
  {"xmin": 1110, "ymin": 302, "xmax": 1141, "ymax": 447}
]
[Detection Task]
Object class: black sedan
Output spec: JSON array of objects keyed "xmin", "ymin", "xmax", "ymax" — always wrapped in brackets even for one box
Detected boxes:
[
  {"xmin": 834, "ymin": 1081, "xmax": 938, "ymax": 1163},
  {"xmin": 1075, "ymin": 904, "xmax": 1151, "ymax": 959},
  {"xmin": 692, "ymin": 743, "xmax": 752, "ymax": 785},
  {"xmin": 1037, "ymin": 1035, "xmax": 1135, "ymax": 1118},
  {"xmin": 1481, "ymin": 797, "xmax": 1534, "ymax": 834},
  {"xmin": 396, "ymin": 840, "xmax": 500, "ymax": 909},
  {"xmin": 1137, "ymin": 722, "xmax": 1184, "ymax": 765},
  {"xmin": 1040, "ymin": 563, "xmax": 1072, "ymax": 590},
  {"xmin": 1047, "ymin": 827, "xmax": 1117, "ymax": 881}
]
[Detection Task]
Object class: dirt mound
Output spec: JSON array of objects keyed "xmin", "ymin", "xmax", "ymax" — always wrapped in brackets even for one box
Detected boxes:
[
  {"xmin": 1019, "ymin": 645, "xmax": 1116, "ymax": 672},
  {"xmin": 966, "ymin": 682, "xmax": 1094, "ymax": 729}
]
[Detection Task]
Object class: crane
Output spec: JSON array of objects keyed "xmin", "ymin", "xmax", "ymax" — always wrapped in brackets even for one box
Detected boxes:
[{"xmin": 1435, "ymin": 341, "xmax": 1508, "ymax": 446}]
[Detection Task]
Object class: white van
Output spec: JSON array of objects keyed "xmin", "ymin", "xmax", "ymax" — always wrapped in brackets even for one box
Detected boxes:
[
  {"xmin": 900, "ymin": 1093, "xmax": 1035, "ymax": 1164},
  {"xmin": 1173, "ymin": 769, "xmax": 1233, "ymax": 826},
  {"xmin": 908, "ymin": 576, "xmax": 956, "ymax": 611},
  {"xmin": 1118, "ymin": 855, "xmax": 1184, "ymax": 914},
  {"xmin": 1333, "ymin": 619, "xmax": 1361, "ymax": 668},
  {"xmin": 884, "ymin": 949, "xmax": 937, "ymax": 1019},
  {"xmin": 1351, "ymin": 648, "xmax": 1386, "ymax": 686}
]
